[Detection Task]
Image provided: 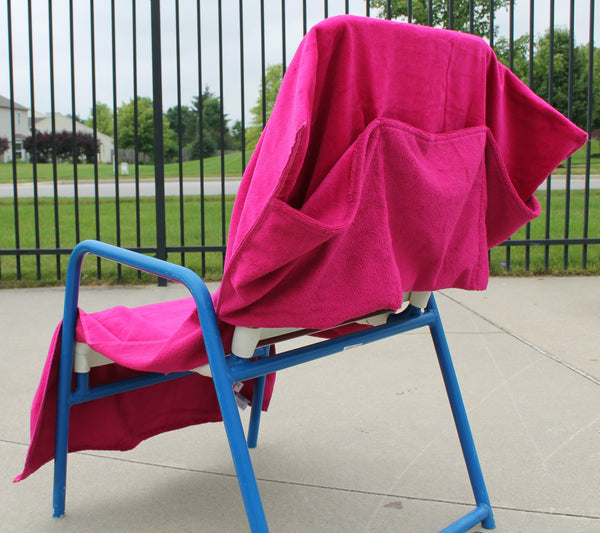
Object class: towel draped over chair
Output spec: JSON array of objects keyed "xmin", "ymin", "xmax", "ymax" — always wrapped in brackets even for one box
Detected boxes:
[{"xmin": 17, "ymin": 15, "xmax": 586, "ymax": 482}]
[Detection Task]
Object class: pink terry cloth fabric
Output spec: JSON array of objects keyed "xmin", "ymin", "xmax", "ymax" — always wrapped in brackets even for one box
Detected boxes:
[
  {"xmin": 215, "ymin": 15, "xmax": 587, "ymax": 329},
  {"xmin": 16, "ymin": 297, "xmax": 275, "ymax": 482},
  {"xmin": 18, "ymin": 15, "xmax": 586, "ymax": 482}
]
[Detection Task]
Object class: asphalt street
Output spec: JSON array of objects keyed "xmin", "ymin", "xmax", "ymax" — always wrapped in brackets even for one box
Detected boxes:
[
  {"xmin": 0, "ymin": 175, "xmax": 598, "ymax": 199},
  {"xmin": 0, "ymin": 177, "xmax": 242, "ymax": 198}
]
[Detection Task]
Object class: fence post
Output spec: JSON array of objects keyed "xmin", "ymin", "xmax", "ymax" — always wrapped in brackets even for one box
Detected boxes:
[{"xmin": 150, "ymin": 0, "xmax": 167, "ymax": 285}]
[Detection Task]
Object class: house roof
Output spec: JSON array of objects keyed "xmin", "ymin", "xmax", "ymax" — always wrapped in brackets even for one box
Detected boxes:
[
  {"xmin": 35, "ymin": 112, "xmax": 114, "ymax": 144},
  {"xmin": 0, "ymin": 94, "xmax": 28, "ymax": 111}
]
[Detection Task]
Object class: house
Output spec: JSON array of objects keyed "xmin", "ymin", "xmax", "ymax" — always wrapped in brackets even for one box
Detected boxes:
[
  {"xmin": 0, "ymin": 98, "xmax": 115, "ymax": 164},
  {"xmin": 0, "ymin": 95, "xmax": 29, "ymax": 162},
  {"xmin": 34, "ymin": 112, "xmax": 114, "ymax": 164}
]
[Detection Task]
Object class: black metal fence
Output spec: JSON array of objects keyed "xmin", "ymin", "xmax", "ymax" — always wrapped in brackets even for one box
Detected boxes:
[{"xmin": 0, "ymin": 0, "xmax": 598, "ymax": 285}]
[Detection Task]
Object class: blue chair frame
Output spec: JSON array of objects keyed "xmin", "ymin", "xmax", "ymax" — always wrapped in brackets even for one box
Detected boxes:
[{"xmin": 52, "ymin": 239, "xmax": 495, "ymax": 532}]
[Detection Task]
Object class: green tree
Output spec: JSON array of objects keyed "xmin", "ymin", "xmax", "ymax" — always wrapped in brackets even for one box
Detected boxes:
[
  {"xmin": 84, "ymin": 102, "xmax": 114, "ymax": 137},
  {"xmin": 189, "ymin": 128, "xmax": 218, "ymax": 159},
  {"xmin": 250, "ymin": 64, "xmax": 283, "ymax": 127},
  {"xmin": 495, "ymin": 34, "xmax": 530, "ymax": 80},
  {"xmin": 166, "ymin": 105, "xmax": 197, "ymax": 147},
  {"xmin": 247, "ymin": 64, "xmax": 284, "ymax": 148},
  {"xmin": 496, "ymin": 29, "xmax": 597, "ymax": 132},
  {"xmin": 191, "ymin": 88, "xmax": 234, "ymax": 154},
  {"xmin": 369, "ymin": 0, "xmax": 509, "ymax": 39},
  {"xmin": 531, "ymin": 29, "xmax": 590, "ymax": 131},
  {"xmin": 231, "ymin": 120, "xmax": 244, "ymax": 150},
  {"xmin": 117, "ymin": 97, "xmax": 177, "ymax": 161}
]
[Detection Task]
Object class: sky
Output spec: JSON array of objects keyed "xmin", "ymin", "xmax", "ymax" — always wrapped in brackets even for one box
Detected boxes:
[{"xmin": 0, "ymin": 0, "xmax": 598, "ymax": 126}]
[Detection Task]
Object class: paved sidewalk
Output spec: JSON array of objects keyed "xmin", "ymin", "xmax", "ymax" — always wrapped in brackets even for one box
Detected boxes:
[{"xmin": 1, "ymin": 277, "xmax": 599, "ymax": 532}]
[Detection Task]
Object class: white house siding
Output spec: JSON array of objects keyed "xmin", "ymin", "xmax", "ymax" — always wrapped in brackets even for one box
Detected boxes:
[
  {"xmin": 0, "ymin": 95, "xmax": 30, "ymax": 163},
  {"xmin": 34, "ymin": 113, "xmax": 114, "ymax": 164}
]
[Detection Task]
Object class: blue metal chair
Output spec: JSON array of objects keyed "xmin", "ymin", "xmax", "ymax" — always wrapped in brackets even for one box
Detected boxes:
[{"xmin": 52, "ymin": 239, "xmax": 495, "ymax": 532}]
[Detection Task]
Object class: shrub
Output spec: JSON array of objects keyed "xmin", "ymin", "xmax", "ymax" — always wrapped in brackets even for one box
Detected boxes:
[{"xmin": 23, "ymin": 130, "xmax": 99, "ymax": 163}]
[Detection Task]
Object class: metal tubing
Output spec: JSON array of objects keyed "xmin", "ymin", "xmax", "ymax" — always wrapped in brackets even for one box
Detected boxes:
[
  {"xmin": 563, "ymin": 0, "xmax": 576, "ymax": 270},
  {"xmin": 53, "ymin": 240, "xmax": 222, "ymax": 518},
  {"xmin": 53, "ymin": 240, "xmax": 84, "ymax": 517},
  {"xmin": 110, "ymin": 0, "xmax": 121, "ymax": 280},
  {"xmin": 228, "ymin": 307, "xmax": 434, "ymax": 383},
  {"xmin": 88, "ymin": 0, "xmax": 101, "ymax": 279},
  {"xmin": 131, "ymin": 0, "xmax": 142, "ymax": 279},
  {"xmin": 544, "ymin": 1, "xmax": 555, "ymax": 271},
  {"xmin": 6, "ymin": 0, "xmax": 19, "ymax": 280},
  {"xmin": 151, "ymin": 0, "xmax": 168, "ymax": 269},
  {"xmin": 175, "ymin": 0, "xmax": 186, "ymax": 267},
  {"xmin": 582, "ymin": 0, "xmax": 595, "ymax": 268},
  {"xmin": 247, "ymin": 346, "xmax": 270, "ymax": 449},
  {"xmin": 74, "ymin": 372, "xmax": 89, "ymax": 396},
  {"xmin": 51, "ymin": 244, "xmax": 494, "ymax": 532},
  {"xmin": 70, "ymin": 371, "xmax": 194, "ymax": 405},
  {"xmin": 52, "ymin": 241, "xmax": 267, "ymax": 531},
  {"xmin": 47, "ymin": 0, "xmax": 61, "ymax": 280},
  {"xmin": 427, "ymin": 296, "xmax": 495, "ymax": 530},
  {"xmin": 217, "ymin": 0, "xmax": 227, "ymax": 266},
  {"xmin": 247, "ymin": 375, "xmax": 266, "ymax": 449},
  {"xmin": 195, "ymin": 0, "xmax": 207, "ymax": 277},
  {"xmin": 26, "ymin": 0, "xmax": 41, "ymax": 279},
  {"xmin": 199, "ymin": 303, "xmax": 268, "ymax": 530},
  {"xmin": 438, "ymin": 504, "xmax": 494, "ymax": 533},
  {"xmin": 68, "ymin": 0, "xmax": 80, "ymax": 243}
]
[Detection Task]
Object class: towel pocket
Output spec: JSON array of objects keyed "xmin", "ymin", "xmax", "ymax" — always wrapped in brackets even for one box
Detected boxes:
[
  {"xmin": 219, "ymin": 193, "xmax": 345, "ymax": 318},
  {"xmin": 350, "ymin": 118, "xmax": 490, "ymax": 290},
  {"xmin": 222, "ymin": 133, "xmax": 360, "ymax": 295}
]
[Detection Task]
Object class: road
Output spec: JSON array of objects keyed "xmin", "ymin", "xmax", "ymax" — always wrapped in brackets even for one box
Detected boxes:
[{"xmin": 0, "ymin": 175, "xmax": 598, "ymax": 199}]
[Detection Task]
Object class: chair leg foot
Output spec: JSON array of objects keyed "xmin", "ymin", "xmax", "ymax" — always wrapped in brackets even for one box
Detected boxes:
[{"xmin": 481, "ymin": 511, "xmax": 496, "ymax": 530}]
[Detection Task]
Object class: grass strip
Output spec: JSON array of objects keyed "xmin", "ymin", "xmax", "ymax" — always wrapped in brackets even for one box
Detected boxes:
[
  {"xmin": 0, "ymin": 151, "xmax": 250, "ymax": 183},
  {"xmin": 0, "ymin": 189, "xmax": 598, "ymax": 287},
  {"xmin": 0, "ymin": 195, "xmax": 234, "ymax": 287},
  {"xmin": 1, "ymin": 145, "xmax": 597, "ymax": 184}
]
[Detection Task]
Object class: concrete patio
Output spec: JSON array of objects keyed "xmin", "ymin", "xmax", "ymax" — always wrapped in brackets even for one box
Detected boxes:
[{"xmin": 2, "ymin": 277, "xmax": 599, "ymax": 532}]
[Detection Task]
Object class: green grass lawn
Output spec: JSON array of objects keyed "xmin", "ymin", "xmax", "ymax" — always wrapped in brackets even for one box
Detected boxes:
[
  {"xmin": 489, "ymin": 188, "xmax": 600, "ymax": 275},
  {"xmin": 0, "ymin": 195, "xmax": 234, "ymax": 286},
  {"xmin": 1, "ymin": 144, "xmax": 597, "ymax": 183},
  {"xmin": 566, "ymin": 143, "xmax": 600, "ymax": 174},
  {"xmin": 0, "ymin": 150, "xmax": 251, "ymax": 183},
  {"xmin": 1, "ymin": 187, "xmax": 598, "ymax": 287}
]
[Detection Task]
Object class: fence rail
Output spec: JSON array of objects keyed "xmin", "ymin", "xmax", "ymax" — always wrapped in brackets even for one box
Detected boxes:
[{"xmin": 0, "ymin": 0, "xmax": 598, "ymax": 284}]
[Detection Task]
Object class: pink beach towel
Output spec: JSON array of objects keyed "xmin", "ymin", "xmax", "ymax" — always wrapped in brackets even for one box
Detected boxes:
[
  {"xmin": 18, "ymin": 15, "xmax": 586, "ymax": 482},
  {"xmin": 215, "ymin": 15, "xmax": 587, "ymax": 328},
  {"xmin": 17, "ymin": 296, "xmax": 274, "ymax": 481}
]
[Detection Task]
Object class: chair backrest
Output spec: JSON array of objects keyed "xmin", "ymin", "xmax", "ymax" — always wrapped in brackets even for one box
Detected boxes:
[{"xmin": 215, "ymin": 15, "xmax": 585, "ymax": 335}]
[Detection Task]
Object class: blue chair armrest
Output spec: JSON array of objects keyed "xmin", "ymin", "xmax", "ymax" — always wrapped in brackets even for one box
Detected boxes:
[{"xmin": 59, "ymin": 239, "xmax": 223, "ymax": 378}]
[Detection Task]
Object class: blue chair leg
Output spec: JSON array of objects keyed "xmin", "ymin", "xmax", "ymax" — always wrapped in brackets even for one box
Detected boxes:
[
  {"xmin": 247, "ymin": 375, "xmax": 266, "ymax": 449},
  {"xmin": 53, "ymin": 256, "xmax": 81, "ymax": 518},
  {"xmin": 427, "ymin": 296, "xmax": 495, "ymax": 531},
  {"xmin": 213, "ymin": 375, "xmax": 269, "ymax": 531},
  {"xmin": 247, "ymin": 346, "xmax": 270, "ymax": 449},
  {"xmin": 52, "ymin": 375, "xmax": 71, "ymax": 518},
  {"xmin": 207, "ymin": 344, "xmax": 269, "ymax": 531}
]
